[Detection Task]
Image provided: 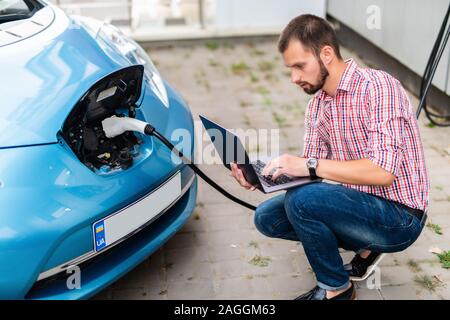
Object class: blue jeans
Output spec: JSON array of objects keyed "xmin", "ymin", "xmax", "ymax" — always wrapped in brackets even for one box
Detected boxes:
[{"xmin": 254, "ymin": 182, "xmax": 426, "ymax": 291}]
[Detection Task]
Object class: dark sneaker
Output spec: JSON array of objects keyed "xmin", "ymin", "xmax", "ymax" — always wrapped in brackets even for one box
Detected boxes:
[
  {"xmin": 344, "ymin": 252, "xmax": 386, "ymax": 281},
  {"xmin": 294, "ymin": 283, "xmax": 356, "ymax": 300}
]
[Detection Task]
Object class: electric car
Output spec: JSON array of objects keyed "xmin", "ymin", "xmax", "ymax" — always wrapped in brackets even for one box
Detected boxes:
[{"xmin": 0, "ymin": 0, "xmax": 197, "ymax": 299}]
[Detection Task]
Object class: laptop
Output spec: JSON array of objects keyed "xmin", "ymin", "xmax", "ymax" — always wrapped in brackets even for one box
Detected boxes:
[{"xmin": 199, "ymin": 115, "xmax": 321, "ymax": 193}]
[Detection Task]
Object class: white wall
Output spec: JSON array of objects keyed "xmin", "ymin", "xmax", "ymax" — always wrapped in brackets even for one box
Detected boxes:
[
  {"xmin": 214, "ymin": 0, "xmax": 326, "ymax": 29},
  {"xmin": 327, "ymin": 0, "xmax": 450, "ymax": 96}
]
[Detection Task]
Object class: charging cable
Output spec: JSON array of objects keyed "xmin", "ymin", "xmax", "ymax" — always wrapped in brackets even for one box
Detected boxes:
[{"xmin": 102, "ymin": 116, "xmax": 258, "ymax": 211}]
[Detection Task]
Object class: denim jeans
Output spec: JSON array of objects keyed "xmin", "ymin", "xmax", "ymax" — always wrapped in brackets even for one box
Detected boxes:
[{"xmin": 254, "ymin": 182, "xmax": 426, "ymax": 291}]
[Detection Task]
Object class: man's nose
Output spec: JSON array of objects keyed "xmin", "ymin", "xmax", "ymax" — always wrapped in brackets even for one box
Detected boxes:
[{"xmin": 291, "ymin": 70, "xmax": 302, "ymax": 84}]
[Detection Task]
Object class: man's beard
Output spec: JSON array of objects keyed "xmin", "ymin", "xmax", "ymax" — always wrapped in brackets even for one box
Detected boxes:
[{"xmin": 299, "ymin": 60, "xmax": 329, "ymax": 95}]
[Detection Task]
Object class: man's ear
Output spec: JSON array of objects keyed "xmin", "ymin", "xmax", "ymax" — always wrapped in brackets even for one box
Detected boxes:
[{"xmin": 320, "ymin": 46, "xmax": 334, "ymax": 65}]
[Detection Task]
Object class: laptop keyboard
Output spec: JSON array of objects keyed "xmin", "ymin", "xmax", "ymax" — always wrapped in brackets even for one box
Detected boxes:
[{"xmin": 252, "ymin": 160, "xmax": 295, "ymax": 186}]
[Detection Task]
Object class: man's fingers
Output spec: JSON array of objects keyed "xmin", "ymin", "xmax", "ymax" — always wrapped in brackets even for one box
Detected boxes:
[
  {"xmin": 262, "ymin": 158, "xmax": 283, "ymax": 176},
  {"xmin": 236, "ymin": 168, "xmax": 250, "ymax": 187},
  {"xmin": 262, "ymin": 161, "xmax": 275, "ymax": 176},
  {"xmin": 230, "ymin": 162, "xmax": 256, "ymax": 191},
  {"xmin": 272, "ymin": 168, "xmax": 287, "ymax": 181}
]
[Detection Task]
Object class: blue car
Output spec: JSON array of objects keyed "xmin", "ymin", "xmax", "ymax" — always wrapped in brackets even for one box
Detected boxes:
[{"xmin": 0, "ymin": 0, "xmax": 197, "ymax": 299}]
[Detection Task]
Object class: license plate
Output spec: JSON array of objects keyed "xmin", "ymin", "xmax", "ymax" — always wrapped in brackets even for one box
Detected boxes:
[{"xmin": 93, "ymin": 172, "xmax": 182, "ymax": 252}]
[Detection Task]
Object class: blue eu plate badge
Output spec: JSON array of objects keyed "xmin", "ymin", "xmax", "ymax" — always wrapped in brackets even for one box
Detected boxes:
[{"xmin": 94, "ymin": 221, "xmax": 106, "ymax": 251}]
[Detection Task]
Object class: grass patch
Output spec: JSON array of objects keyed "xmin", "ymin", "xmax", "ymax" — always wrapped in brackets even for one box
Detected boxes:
[
  {"xmin": 243, "ymin": 114, "xmax": 252, "ymax": 127},
  {"xmin": 205, "ymin": 41, "xmax": 219, "ymax": 50},
  {"xmin": 231, "ymin": 62, "xmax": 250, "ymax": 75},
  {"xmin": 272, "ymin": 111, "xmax": 287, "ymax": 127},
  {"xmin": 262, "ymin": 96, "xmax": 272, "ymax": 107},
  {"xmin": 426, "ymin": 221, "xmax": 443, "ymax": 235},
  {"xmin": 258, "ymin": 61, "xmax": 275, "ymax": 72},
  {"xmin": 208, "ymin": 59, "xmax": 220, "ymax": 67},
  {"xmin": 435, "ymin": 185, "xmax": 444, "ymax": 191},
  {"xmin": 256, "ymin": 86, "xmax": 272, "ymax": 106},
  {"xmin": 437, "ymin": 250, "xmax": 450, "ymax": 269},
  {"xmin": 249, "ymin": 72, "xmax": 259, "ymax": 83},
  {"xmin": 414, "ymin": 275, "xmax": 444, "ymax": 292},
  {"xmin": 249, "ymin": 255, "xmax": 271, "ymax": 267},
  {"xmin": 407, "ymin": 259, "xmax": 422, "ymax": 273},
  {"xmin": 257, "ymin": 86, "xmax": 270, "ymax": 95},
  {"xmin": 427, "ymin": 122, "xmax": 436, "ymax": 128},
  {"xmin": 248, "ymin": 241, "xmax": 259, "ymax": 249},
  {"xmin": 264, "ymin": 73, "xmax": 279, "ymax": 83},
  {"xmin": 240, "ymin": 101, "xmax": 250, "ymax": 108},
  {"xmin": 194, "ymin": 69, "xmax": 210, "ymax": 91},
  {"xmin": 250, "ymin": 49, "xmax": 266, "ymax": 56}
]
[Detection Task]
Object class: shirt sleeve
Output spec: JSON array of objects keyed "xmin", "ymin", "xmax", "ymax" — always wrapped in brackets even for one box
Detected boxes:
[
  {"xmin": 366, "ymin": 74, "xmax": 407, "ymax": 177},
  {"xmin": 302, "ymin": 100, "xmax": 331, "ymax": 159}
]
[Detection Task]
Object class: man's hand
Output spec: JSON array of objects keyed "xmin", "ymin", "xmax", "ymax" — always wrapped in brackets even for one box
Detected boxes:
[
  {"xmin": 262, "ymin": 154, "xmax": 309, "ymax": 181},
  {"xmin": 230, "ymin": 162, "xmax": 257, "ymax": 191}
]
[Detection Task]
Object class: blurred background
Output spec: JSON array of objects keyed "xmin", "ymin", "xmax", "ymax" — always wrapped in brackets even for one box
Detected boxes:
[
  {"xmin": 44, "ymin": 0, "xmax": 450, "ymax": 299},
  {"xmin": 50, "ymin": 0, "xmax": 450, "ymax": 114}
]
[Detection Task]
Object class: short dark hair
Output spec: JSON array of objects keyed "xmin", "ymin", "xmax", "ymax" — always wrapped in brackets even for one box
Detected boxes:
[{"xmin": 278, "ymin": 14, "xmax": 342, "ymax": 60}]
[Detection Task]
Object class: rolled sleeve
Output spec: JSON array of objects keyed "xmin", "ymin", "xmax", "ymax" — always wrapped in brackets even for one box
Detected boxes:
[{"xmin": 367, "ymin": 75, "xmax": 407, "ymax": 177}]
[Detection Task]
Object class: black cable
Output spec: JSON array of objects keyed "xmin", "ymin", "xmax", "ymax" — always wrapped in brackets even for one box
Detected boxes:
[
  {"xmin": 144, "ymin": 124, "xmax": 258, "ymax": 211},
  {"xmin": 416, "ymin": 3, "xmax": 450, "ymax": 125}
]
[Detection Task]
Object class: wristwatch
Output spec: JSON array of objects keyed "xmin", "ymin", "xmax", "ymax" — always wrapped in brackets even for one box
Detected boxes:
[{"xmin": 306, "ymin": 158, "xmax": 319, "ymax": 180}]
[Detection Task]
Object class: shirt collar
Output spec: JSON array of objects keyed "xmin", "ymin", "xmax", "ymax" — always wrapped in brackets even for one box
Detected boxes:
[
  {"xmin": 315, "ymin": 58, "xmax": 358, "ymax": 101},
  {"xmin": 337, "ymin": 58, "xmax": 357, "ymax": 92}
]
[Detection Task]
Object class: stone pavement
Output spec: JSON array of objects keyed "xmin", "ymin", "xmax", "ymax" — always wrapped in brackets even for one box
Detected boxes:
[{"xmin": 94, "ymin": 37, "xmax": 450, "ymax": 300}]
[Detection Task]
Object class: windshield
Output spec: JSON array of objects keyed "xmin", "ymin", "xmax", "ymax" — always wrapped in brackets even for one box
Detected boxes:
[{"xmin": 0, "ymin": 0, "xmax": 43, "ymax": 24}]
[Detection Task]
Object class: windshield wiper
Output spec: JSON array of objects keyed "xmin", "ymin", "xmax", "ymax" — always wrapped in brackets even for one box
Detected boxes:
[{"xmin": 0, "ymin": 13, "xmax": 32, "ymax": 24}]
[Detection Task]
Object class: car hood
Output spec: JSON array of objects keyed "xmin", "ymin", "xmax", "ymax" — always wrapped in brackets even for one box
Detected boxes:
[{"xmin": 0, "ymin": 6, "xmax": 133, "ymax": 149}]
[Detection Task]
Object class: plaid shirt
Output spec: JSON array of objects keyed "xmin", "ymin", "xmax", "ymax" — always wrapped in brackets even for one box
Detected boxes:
[{"xmin": 303, "ymin": 59, "xmax": 429, "ymax": 212}]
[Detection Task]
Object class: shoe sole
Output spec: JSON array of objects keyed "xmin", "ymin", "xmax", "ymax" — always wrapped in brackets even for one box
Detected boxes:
[{"xmin": 349, "ymin": 253, "xmax": 386, "ymax": 282}]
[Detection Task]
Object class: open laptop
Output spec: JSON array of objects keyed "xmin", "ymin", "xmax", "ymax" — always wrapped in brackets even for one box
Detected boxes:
[{"xmin": 199, "ymin": 115, "xmax": 321, "ymax": 193}]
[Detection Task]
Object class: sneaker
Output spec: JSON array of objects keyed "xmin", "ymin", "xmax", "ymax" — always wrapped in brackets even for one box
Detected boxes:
[
  {"xmin": 294, "ymin": 282, "xmax": 356, "ymax": 300},
  {"xmin": 345, "ymin": 252, "xmax": 385, "ymax": 281}
]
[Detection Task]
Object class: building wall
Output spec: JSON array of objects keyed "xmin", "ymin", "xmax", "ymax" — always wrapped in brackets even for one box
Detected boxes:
[
  {"xmin": 327, "ymin": 0, "xmax": 450, "ymax": 96},
  {"xmin": 214, "ymin": 0, "xmax": 326, "ymax": 29}
]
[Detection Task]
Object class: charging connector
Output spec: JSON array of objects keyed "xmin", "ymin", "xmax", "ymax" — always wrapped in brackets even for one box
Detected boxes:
[{"xmin": 101, "ymin": 116, "xmax": 257, "ymax": 211}]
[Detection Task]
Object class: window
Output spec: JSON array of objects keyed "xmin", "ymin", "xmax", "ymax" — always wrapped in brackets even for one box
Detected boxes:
[{"xmin": 0, "ymin": 0, "xmax": 44, "ymax": 24}]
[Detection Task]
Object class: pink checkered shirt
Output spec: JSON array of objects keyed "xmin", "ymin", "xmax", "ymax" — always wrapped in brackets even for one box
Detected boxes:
[{"xmin": 303, "ymin": 59, "xmax": 429, "ymax": 212}]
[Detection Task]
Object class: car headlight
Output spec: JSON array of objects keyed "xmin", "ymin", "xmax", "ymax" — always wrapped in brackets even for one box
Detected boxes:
[{"xmin": 98, "ymin": 23, "xmax": 169, "ymax": 108}]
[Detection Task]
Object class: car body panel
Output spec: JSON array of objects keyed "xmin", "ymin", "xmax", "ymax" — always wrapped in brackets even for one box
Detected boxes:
[
  {"xmin": 0, "ymin": 2, "xmax": 198, "ymax": 299},
  {"xmin": 0, "ymin": 4, "xmax": 133, "ymax": 149}
]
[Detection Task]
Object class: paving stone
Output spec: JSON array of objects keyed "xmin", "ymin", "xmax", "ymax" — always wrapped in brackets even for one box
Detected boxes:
[
  {"xmin": 111, "ymin": 287, "xmax": 153, "ymax": 300},
  {"xmin": 166, "ymin": 260, "xmax": 214, "ymax": 283},
  {"xmin": 208, "ymin": 244, "xmax": 243, "ymax": 262},
  {"xmin": 380, "ymin": 284, "xmax": 444, "ymax": 300},
  {"xmin": 354, "ymin": 288, "xmax": 383, "ymax": 300},
  {"xmin": 213, "ymin": 277, "xmax": 253, "ymax": 299},
  {"xmin": 167, "ymin": 280, "xmax": 215, "ymax": 300},
  {"xmin": 267, "ymin": 273, "xmax": 316, "ymax": 297},
  {"xmin": 93, "ymin": 37, "xmax": 450, "ymax": 301}
]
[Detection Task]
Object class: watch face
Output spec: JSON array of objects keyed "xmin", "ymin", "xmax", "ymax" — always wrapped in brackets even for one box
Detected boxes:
[{"xmin": 307, "ymin": 158, "xmax": 318, "ymax": 168}]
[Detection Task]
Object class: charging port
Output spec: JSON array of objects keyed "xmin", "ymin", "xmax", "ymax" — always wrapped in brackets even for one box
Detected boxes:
[{"xmin": 61, "ymin": 65, "xmax": 144, "ymax": 172}]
